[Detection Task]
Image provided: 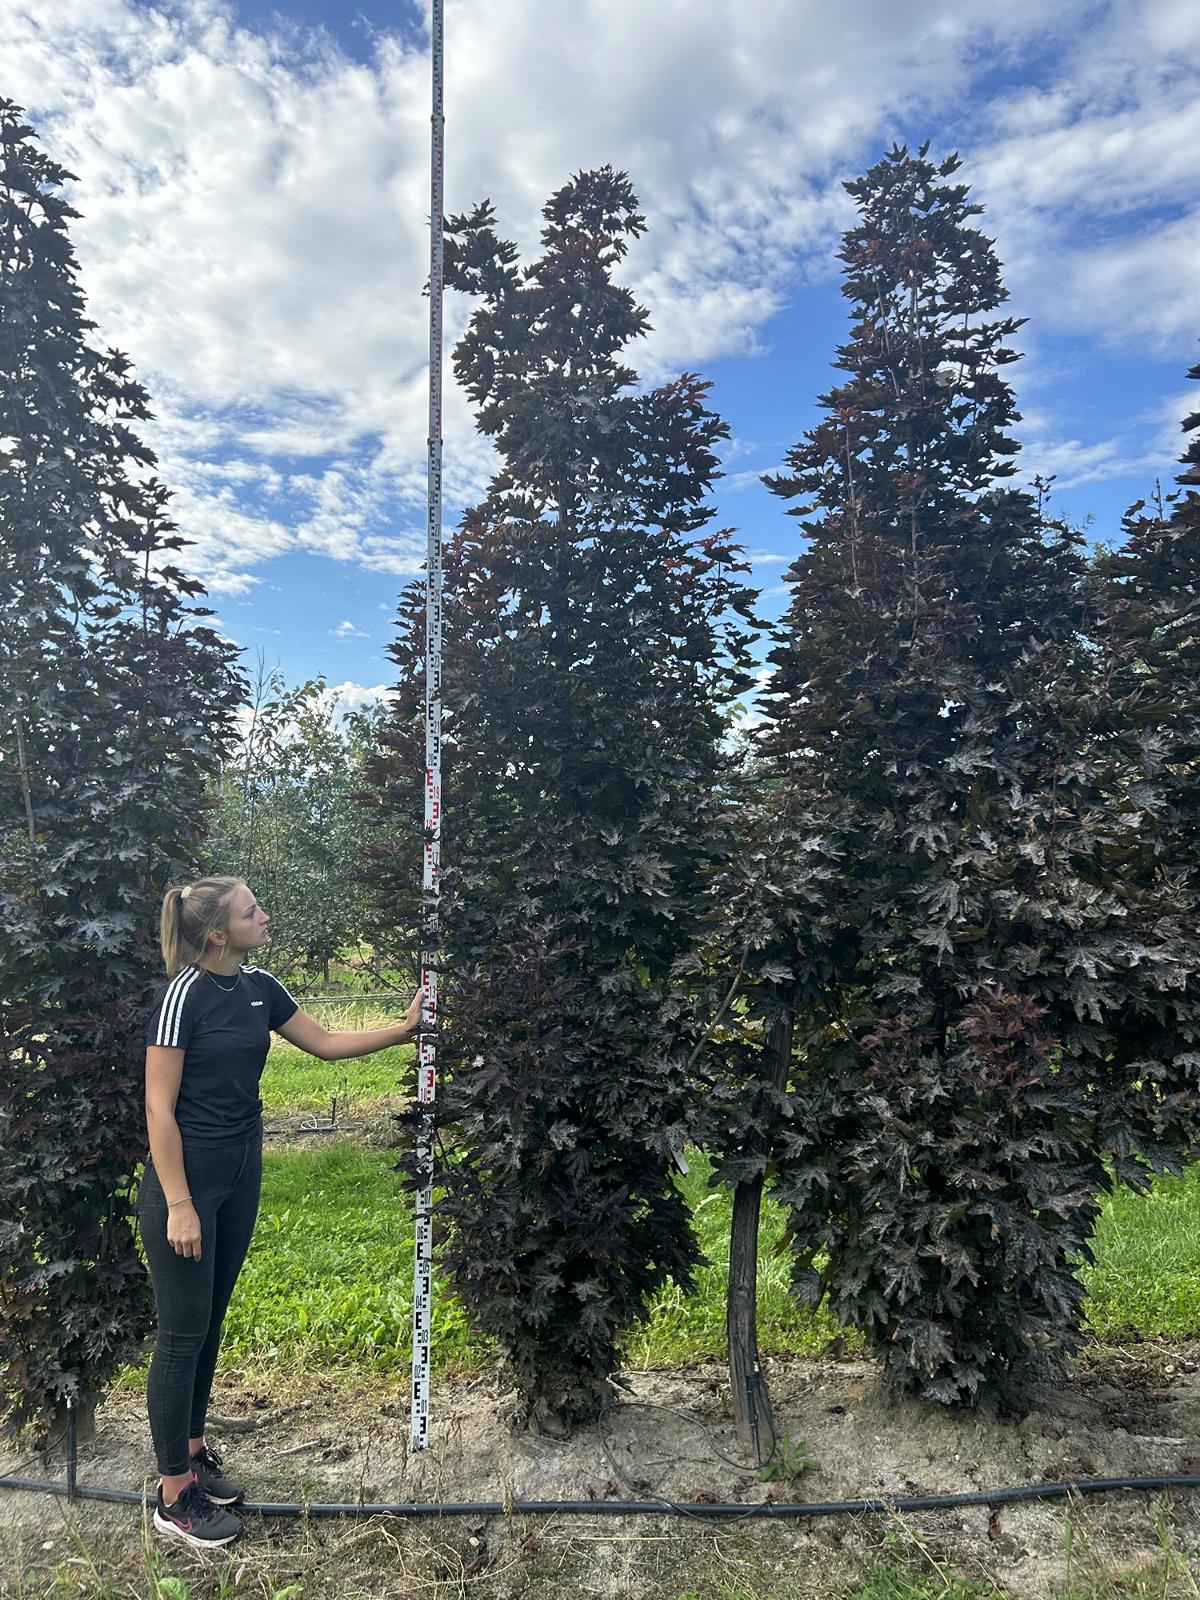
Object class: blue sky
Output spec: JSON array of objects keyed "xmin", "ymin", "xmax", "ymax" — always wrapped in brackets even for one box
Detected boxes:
[{"xmin": 6, "ymin": 0, "xmax": 1199, "ymax": 716}]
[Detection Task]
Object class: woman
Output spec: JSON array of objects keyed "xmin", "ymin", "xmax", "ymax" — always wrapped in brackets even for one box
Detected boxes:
[{"xmin": 139, "ymin": 876, "xmax": 421, "ymax": 1549}]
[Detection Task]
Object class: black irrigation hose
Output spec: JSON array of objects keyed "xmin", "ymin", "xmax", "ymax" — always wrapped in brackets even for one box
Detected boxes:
[
  {"xmin": 6, "ymin": 1404, "xmax": 1200, "ymax": 1523},
  {"xmin": 4, "ymin": 1472, "xmax": 1200, "ymax": 1521}
]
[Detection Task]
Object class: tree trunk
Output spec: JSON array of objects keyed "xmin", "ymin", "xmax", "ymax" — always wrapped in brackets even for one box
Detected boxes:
[
  {"xmin": 47, "ymin": 1395, "xmax": 97, "ymax": 1450},
  {"xmin": 10, "ymin": 694, "xmax": 36, "ymax": 847},
  {"xmin": 727, "ymin": 998, "xmax": 794, "ymax": 1463}
]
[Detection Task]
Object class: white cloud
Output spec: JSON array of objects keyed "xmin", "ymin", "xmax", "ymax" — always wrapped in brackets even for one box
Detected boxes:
[
  {"xmin": 970, "ymin": 1, "xmax": 1200, "ymax": 357},
  {"xmin": 358, "ymin": 533, "xmax": 427, "ymax": 577},
  {"xmin": 724, "ymin": 467, "xmax": 785, "ymax": 494},
  {"xmin": 1017, "ymin": 388, "xmax": 1198, "ymax": 495},
  {"xmin": 4, "ymin": 0, "xmax": 1197, "ymax": 601},
  {"xmin": 333, "ymin": 619, "xmax": 367, "ymax": 638},
  {"xmin": 728, "ymin": 665, "xmax": 777, "ymax": 733},
  {"xmin": 228, "ymin": 676, "xmax": 390, "ymax": 736},
  {"xmin": 1019, "ymin": 435, "xmax": 1161, "ymax": 495},
  {"xmin": 1056, "ymin": 215, "xmax": 1200, "ymax": 351},
  {"xmin": 164, "ymin": 480, "xmax": 293, "ymax": 594},
  {"xmin": 323, "ymin": 680, "xmax": 391, "ymax": 721}
]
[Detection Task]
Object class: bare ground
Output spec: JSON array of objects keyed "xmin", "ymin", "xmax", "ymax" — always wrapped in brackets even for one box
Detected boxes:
[{"xmin": 3, "ymin": 1346, "xmax": 1200, "ymax": 1597}]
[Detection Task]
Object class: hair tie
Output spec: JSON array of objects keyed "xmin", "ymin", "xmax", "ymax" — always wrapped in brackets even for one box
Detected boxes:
[{"xmin": 180, "ymin": 885, "xmax": 192, "ymax": 901}]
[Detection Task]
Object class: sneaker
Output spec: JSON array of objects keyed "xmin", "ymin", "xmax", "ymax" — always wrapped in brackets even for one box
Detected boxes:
[
  {"xmin": 153, "ymin": 1480, "xmax": 243, "ymax": 1548},
  {"xmin": 189, "ymin": 1442, "xmax": 245, "ymax": 1505}
]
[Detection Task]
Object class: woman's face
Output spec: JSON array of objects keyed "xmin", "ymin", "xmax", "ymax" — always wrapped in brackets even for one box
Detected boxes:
[{"xmin": 222, "ymin": 884, "xmax": 271, "ymax": 954}]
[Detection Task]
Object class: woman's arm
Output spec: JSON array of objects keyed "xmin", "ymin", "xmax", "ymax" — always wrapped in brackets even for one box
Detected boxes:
[
  {"xmin": 145, "ymin": 1045, "xmax": 202, "ymax": 1261},
  {"xmin": 277, "ymin": 990, "xmax": 423, "ymax": 1062}
]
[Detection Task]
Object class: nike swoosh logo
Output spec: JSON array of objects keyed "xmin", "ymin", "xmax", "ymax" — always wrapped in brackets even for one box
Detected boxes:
[{"xmin": 171, "ymin": 1517, "xmax": 192, "ymax": 1530}]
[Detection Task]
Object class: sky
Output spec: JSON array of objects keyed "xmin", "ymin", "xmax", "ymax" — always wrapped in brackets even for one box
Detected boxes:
[{"xmin": 4, "ymin": 0, "xmax": 1199, "ymax": 718}]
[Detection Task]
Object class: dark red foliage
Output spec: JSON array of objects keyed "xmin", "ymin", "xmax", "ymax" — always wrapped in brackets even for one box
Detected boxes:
[
  {"xmin": 365, "ymin": 168, "xmax": 757, "ymax": 1429},
  {"xmin": 0, "ymin": 102, "xmax": 243, "ymax": 1428}
]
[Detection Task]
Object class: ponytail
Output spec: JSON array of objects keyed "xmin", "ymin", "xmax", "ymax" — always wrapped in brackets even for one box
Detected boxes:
[{"xmin": 160, "ymin": 876, "xmax": 244, "ymax": 975}]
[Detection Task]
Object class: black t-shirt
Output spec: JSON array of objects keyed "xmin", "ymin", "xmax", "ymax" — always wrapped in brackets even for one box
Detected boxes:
[{"xmin": 146, "ymin": 964, "xmax": 299, "ymax": 1143}]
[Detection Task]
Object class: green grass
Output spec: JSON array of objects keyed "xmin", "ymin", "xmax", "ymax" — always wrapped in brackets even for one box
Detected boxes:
[
  {"xmin": 627, "ymin": 1155, "xmax": 851, "ymax": 1366},
  {"xmin": 669, "ymin": 1539, "xmax": 1200, "ymax": 1600},
  {"xmin": 216, "ymin": 1138, "xmax": 1200, "ymax": 1379},
  {"xmin": 217, "ymin": 1142, "xmax": 845, "ymax": 1376},
  {"xmin": 258, "ymin": 1002, "xmax": 415, "ymax": 1115},
  {"xmin": 258, "ymin": 1041, "xmax": 413, "ymax": 1117},
  {"xmin": 9, "ymin": 1534, "xmax": 1197, "ymax": 1600},
  {"xmin": 223, "ymin": 1141, "xmax": 477, "ymax": 1372},
  {"xmin": 1082, "ymin": 1163, "xmax": 1200, "ymax": 1341},
  {"xmin": 219, "ymin": 1036, "xmax": 1200, "ymax": 1376},
  {"xmin": 842, "ymin": 1565, "xmax": 1004, "ymax": 1600}
]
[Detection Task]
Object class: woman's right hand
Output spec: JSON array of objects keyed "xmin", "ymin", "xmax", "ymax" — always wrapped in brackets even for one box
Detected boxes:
[{"xmin": 167, "ymin": 1201, "xmax": 202, "ymax": 1261}]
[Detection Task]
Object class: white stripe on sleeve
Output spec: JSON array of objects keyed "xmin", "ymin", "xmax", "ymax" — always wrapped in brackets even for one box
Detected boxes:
[
  {"xmin": 245, "ymin": 968, "xmax": 296, "ymax": 1003},
  {"xmin": 157, "ymin": 967, "xmax": 200, "ymax": 1048}
]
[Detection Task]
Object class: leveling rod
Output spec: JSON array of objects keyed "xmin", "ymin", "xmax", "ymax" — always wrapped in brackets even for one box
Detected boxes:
[{"xmin": 412, "ymin": 0, "xmax": 445, "ymax": 1453}]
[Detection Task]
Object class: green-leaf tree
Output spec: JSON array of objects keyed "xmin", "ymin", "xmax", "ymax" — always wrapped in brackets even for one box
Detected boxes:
[
  {"xmin": 205, "ymin": 666, "xmax": 381, "ymax": 988},
  {"xmin": 0, "ymin": 101, "xmax": 243, "ymax": 1431},
  {"xmin": 711, "ymin": 144, "xmax": 1200, "ymax": 1408},
  {"xmin": 368, "ymin": 167, "xmax": 757, "ymax": 1431}
]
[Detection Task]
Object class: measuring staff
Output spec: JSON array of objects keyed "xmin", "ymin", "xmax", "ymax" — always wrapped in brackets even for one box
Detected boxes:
[{"xmin": 412, "ymin": 0, "xmax": 446, "ymax": 1454}]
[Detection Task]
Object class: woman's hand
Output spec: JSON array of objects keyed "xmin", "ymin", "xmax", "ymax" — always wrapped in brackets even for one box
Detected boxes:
[
  {"xmin": 167, "ymin": 1201, "xmax": 202, "ymax": 1261},
  {"xmin": 403, "ymin": 989, "xmax": 424, "ymax": 1037}
]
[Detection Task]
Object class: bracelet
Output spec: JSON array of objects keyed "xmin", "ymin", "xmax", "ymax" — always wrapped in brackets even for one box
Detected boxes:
[{"xmin": 168, "ymin": 1197, "xmax": 192, "ymax": 1208}]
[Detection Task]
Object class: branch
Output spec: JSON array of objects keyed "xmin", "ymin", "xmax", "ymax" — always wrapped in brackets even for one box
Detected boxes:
[{"xmin": 686, "ymin": 940, "xmax": 751, "ymax": 1072}]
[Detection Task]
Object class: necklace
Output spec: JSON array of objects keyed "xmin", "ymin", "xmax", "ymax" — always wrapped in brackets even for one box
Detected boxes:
[{"xmin": 205, "ymin": 968, "xmax": 242, "ymax": 992}]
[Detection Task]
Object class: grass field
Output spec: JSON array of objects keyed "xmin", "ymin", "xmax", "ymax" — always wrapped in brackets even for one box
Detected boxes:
[
  {"xmin": 224, "ymin": 1141, "xmax": 844, "ymax": 1372},
  {"xmin": 258, "ymin": 1000, "xmax": 416, "ymax": 1115},
  {"xmin": 211, "ymin": 1028, "xmax": 1200, "ymax": 1374},
  {"xmin": 1084, "ymin": 1167, "xmax": 1200, "ymax": 1340},
  {"xmin": 224, "ymin": 1142, "xmax": 1200, "ymax": 1374}
]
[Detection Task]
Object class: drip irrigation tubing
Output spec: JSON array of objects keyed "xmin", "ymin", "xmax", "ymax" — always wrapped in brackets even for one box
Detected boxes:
[
  {"xmin": 4, "ymin": 1411, "xmax": 1200, "ymax": 1522},
  {"xmin": 4, "ymin": 1470, "xmax": 1200, "ymax": 1521}
]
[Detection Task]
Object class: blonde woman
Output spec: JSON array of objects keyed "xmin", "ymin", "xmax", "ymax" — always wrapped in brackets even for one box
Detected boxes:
[{"xmin": 139, "ymin": 876, "xmax": 421, "ymax": 1548}]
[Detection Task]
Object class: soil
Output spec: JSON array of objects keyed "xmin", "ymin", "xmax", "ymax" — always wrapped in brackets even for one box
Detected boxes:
[
  {"xmin": 3, "ymin": 1346, "xmax": 1200, "ymax": 1597},
  {"xmin": 260, "ymin": 1106, "xmax": 409, "ymax": 1149}
]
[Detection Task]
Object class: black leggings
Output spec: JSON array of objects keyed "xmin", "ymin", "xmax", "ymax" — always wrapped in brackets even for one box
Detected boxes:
[{"xmin": 137, "ymin": 1135, "xmax": 262, "ymax": 1476}]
